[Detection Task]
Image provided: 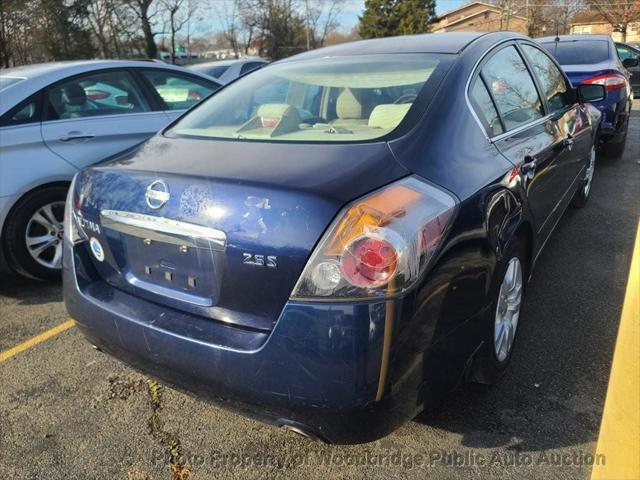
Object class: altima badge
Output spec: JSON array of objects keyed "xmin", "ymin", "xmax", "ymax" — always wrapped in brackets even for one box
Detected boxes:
[{"xmin": 145, "ymin": 180, "xmax": 170, "ymax": 210}]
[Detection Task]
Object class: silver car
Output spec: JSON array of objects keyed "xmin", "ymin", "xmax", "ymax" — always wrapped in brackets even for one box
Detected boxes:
[
  {"xmin": 0, "ymin": 60, "xmax": 220, "ymax": 280},
  {"xmin": 189, "ymin": 57, "xmax": 267, "ymax": 84}
]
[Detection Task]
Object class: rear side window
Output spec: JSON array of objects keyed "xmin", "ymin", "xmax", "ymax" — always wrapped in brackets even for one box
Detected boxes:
[
  {"xmin": 521, "ymin": 45, "xmax": 571, "ymax": 113},
  {"xmin": 541, "ymin": 41, "xmax": 610, "ymax": 65},
  {"xmin": 0, "ymin": 92, "xmax": 42, "ymax": 127},
  {"xmin": 617, "ymin": 44, "xmax": 639, "ymax": 60},
  {"xmin": 470, "ymin": 79, "xmax": 503, "ymax": 136},
  {"xmin": 198, "ymin": 65, "xmax": 230, "ymax": 78},
  {"xmin": 240, "ymin": 62, "xmax": 264, "ymax": 75},
  {"xmin": 141, "ymin": 70, "xmax": 218, "ymax": 110},
  {"xmin": 47, "ymin": 71, "xmax": 150, "ymax": 120},
  {"xmin": 481, "ymin": 46, "xmax": 544, "ymax": 131}
]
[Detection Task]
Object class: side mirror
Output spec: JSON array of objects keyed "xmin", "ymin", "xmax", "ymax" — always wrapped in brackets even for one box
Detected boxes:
[
  {"xmin": 622, "ymin": 57, "xmax": 639, "ymax": 68},
  {"xmin": 577, "ymin": 84, "xmax": 606, "ymax": 103}
]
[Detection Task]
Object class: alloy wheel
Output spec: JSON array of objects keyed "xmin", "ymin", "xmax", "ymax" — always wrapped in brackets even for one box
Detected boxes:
[
  {"xmin": 24, "ymin": 201, "xmax": 66, "ymax": 270},
  {"xmin": 494, "ymin": 257, "xmax": 523, "ymax": 362}
]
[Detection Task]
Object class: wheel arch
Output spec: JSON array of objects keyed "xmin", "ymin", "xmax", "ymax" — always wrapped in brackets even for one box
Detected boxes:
[{"xmin": 1, "ymin": 180, "xmax": 71, "ymax": 250}]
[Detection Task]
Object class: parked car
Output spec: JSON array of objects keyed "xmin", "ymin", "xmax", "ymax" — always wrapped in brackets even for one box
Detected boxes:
[
  {"xmin": 0, "ymin": 60, "xmax": 221, "ymax": 280},
  {"xmin": 64, "ymin": 32, "xmax": 604, "ymax": 444},
  {"xmin": 189, "ymin": 57, "xmax": 267, "ymax": 83},
  {"xmin": 538, "ymin": 35, "xmax": 634, "ymax": 158},
  {"xmin": 616, "ymin": 42, "xmax": 640, "ymax": 96}
]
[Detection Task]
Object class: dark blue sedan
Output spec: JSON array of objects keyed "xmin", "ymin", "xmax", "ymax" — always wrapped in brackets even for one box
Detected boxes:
[
  {"xmin": 63, "ymin": 32, "xmax": 604, "ymax": 443},
  {"xmin": 539, "ymin": 34, "xmax": 634, "ymax": 158}
]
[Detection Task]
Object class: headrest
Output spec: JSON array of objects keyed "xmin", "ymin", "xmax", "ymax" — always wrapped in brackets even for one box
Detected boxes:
[
  {"xmin": 126, "ymin": 92, "xmax": 138, "ymax": 107},
  {"xmin": 61, "ymin": 83, "xmax": 87, "ymax": 106},
  {"xmin": 368, "ymin": 104, "xmax": 411, "ymax": 129},
  {"xmin": 336, "ymin": 89, "xmax": 363, "ymax": 119}
]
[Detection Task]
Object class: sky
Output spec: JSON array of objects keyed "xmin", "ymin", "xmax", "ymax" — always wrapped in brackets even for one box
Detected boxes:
[
  {"xmin": 193, "ymin": 0, "xmax": 466, "ymax": 37},
  {"xmin": 337, "ymin": 0, "xmax": 466, "ymax": 29}
]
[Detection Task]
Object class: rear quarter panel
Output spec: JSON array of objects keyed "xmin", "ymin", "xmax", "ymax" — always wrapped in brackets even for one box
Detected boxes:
[{"xmin": 0, "ymin": 123, "xmax": 76, "ymax": 199}]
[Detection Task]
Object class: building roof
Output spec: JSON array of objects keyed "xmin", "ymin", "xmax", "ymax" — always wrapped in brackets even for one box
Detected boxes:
[{"xmin": 435, "ymin": 2, "xmax": 499, "ymax": 21}]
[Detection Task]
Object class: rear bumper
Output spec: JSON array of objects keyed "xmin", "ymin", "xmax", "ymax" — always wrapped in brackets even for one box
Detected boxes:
[
  {"xmin": 591, "ymin": 91, "xmax": 630, "ymax": 141},
  {"xmin": 64, "ymin": 243, "xmax": 414, "ymax": 444}
]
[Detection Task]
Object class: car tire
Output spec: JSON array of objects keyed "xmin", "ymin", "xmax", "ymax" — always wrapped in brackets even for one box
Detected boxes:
[
  {"xmin": 3, "ymin": 185, "xmax": 68, "ymax": 281},
  {"xmin": 472, "ymin": 237, "xmax": 526, "ymax": 385},
  {"xmin": 570, "ymin": 144, "xmax": 596, "ymax": 208}
]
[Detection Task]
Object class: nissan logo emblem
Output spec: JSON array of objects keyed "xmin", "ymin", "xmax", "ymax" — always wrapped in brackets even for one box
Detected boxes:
[{"xmin": 145, "ymin": 180, "xmax": 170, "ymax": 210}]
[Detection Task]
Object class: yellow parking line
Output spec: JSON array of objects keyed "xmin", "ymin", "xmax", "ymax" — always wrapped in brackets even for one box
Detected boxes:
[
  {"xmin": 591, "ymin": 220, "xmax": 640, "ymax": 480},
  {"xmin": 0, "ymin": 319, "xmax": 75, "ymax": 363}
]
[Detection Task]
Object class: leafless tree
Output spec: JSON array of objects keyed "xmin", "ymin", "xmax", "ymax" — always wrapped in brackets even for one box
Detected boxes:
[
  {"xmin": 162, "ymin": 0, "xmax": 197, "ymax": 63},
  {"xmin": 587, "ymin": 0, "xmax": 640, "ymax": 42},
  {"xmin": 209, "ymin": 0, "xmax": 243, "ymax": 58},
  {"xmin": 124, "ymin": 0, "xmax": 161, "ymax": 58},
  {"xmin": 303, "ymin": 0, "xmax": 344, "ymax": 49}
]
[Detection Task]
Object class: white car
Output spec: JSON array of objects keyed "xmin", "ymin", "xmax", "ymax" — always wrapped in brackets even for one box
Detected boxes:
[
  {"xmin": 189, "ymin": 57, "xmax": 267, "ymax": 83},
  {"xmin": 0, "ymin": 60, "xmax": 220, "ymax": 280}
]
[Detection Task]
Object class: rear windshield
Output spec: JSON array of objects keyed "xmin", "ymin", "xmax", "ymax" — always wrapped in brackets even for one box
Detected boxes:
[
  {"xmin": 541, "ymin": 40, "xmax": 610, "ymax": 65},
  {"xmin": 0, "ymin": 76, "xmax": 25, "ymax": 90},
  {"xmin": 167, "ymin": 54, "xmax": 442, "ymax": 143},
  {"xmin": 194, "ymin": 64, "xmax": 230, "ymax": 78}
]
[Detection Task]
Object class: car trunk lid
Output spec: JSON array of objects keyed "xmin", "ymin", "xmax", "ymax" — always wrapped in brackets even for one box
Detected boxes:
[
  {"xmin": 561, "ymin": 61, "xmax": 619, "ymax": 86},
  {"xmin": 74, "ymin": 136, "xmax": 408, "ymax": 331}
]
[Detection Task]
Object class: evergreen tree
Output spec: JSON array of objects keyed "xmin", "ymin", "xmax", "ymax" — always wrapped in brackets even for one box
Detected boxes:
[
  {"xmin": 38, "ymin": 0, "xmax": 95, "ymax": 60},
  {"xmin": 359, "ymin": 0, "xmax": 436, "ymax": 39}
]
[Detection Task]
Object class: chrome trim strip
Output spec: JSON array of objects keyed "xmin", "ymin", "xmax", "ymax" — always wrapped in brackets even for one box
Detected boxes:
[
  {"xmin": 490, "ymin": 114, "xmax": 554, "ymax": 142},
  {"xmin": 100, "ymin": 210, "xmax": 226, "ymax": 250},
  {"xmin": 124, "ymin": 272, "xmax": 213, "ymax": 307}
]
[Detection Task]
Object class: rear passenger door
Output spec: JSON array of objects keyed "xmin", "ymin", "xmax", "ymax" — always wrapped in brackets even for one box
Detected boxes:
[
  {"xmin": 520, "ymin": 43, "xmax": 591, "ymax": 189},
  {"xmin": 41, "ymin": 69, "xmax": 169, "ymax": 169},
  {"xmin": 471, "ymin": 44, "xmax": 565, "ymax": 241}
]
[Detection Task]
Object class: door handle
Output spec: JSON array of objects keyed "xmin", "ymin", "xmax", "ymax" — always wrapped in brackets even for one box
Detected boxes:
[
  {"xmin": 59, "ymin": 132, "xmax": 95, "ymax": 142},
  {"xmin": 521, "ymin": 156, "xmax": 537, "ymax": 179}
]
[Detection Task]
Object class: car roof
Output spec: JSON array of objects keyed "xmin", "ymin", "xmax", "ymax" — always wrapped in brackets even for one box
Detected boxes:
[
  {"xmin": 0, "ymin": 59, "xmax": 205, "ymax": 80},
  {"xmin": 537, "ymin": 34, "xmax": 612, "ymax": 43},
  {"xmin": 0, "ymin": 60, "xmax": 217, "ymax": 115},
  {"xmin": 278, "ymin": 32, "xmax": 522, "ymax": 62},
  {"xmin": 193, "ymin": 57, "xmax": 266, "ymax": 68}
]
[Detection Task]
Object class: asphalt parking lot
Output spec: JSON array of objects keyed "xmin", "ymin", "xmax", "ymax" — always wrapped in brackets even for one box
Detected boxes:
[{"xmin": 1, "ymin": 101, "xmax": 638, "ymax": 480}]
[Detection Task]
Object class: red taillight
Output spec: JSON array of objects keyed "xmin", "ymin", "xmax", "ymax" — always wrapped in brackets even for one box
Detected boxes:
[
  {"xmin": 341, "ymin": 237, "xmax": 398, "ymax": 287},
  {"xmin": 291, "ymin": 176, "xmax": 458, "ymax": 299},
  {"xmin": 187, "ymin": 90, "xmax": 202, "ymax": 100},
  {"xmin": 87, "ymin": 90, "xmax": 110, "ymax": 100},
  {"xmin": 582, "ymin": 73, "xmax": 627, "ymax": 91}
]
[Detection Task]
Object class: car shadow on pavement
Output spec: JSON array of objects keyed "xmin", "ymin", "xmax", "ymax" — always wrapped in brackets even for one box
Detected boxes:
[
  {"xmin": 414, "ymin": 124, "xmax": 640, "ymax": 454},
  {"xmin": 0, "ymin": 273, "xmax": 62, "ymax": 306}
]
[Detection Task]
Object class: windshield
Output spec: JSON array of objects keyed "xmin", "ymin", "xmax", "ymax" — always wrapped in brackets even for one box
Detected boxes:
[
  {"xmin": 167, "ymin": 54, "xmax": 442, "ymax": 143},
  {"xmin": 0, "ymin": 76, "xmax": 25, "ymax": 90},
  {"xmin": 541, "ymin": 40, "xmax": 610, "ymax": 65}
]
